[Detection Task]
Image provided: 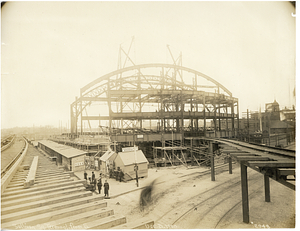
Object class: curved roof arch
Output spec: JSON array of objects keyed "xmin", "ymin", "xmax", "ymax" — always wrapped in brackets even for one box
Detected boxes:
[{"xmin": 80, "ymin": 63, "xmax": 232, "ymax": 97}]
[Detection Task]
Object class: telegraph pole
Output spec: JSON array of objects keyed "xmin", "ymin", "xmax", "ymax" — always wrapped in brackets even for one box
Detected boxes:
[{"xmin": 133, "ymin": 130, "xmax": 139, "ymax": 187}]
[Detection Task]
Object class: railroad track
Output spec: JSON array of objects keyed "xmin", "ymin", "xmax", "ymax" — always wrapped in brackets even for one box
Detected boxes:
[
  {"xmin": 153, "ymin": 169, "xmax": 259, "ymax": 227},
  {"xmin": 1, "ymin": 134, "xmax": 16, "ymax": 152},
  {"xmin": 153, "ymin": 139, "xmax": 295, "ymax": 228},
  {"xmin": 174, "ymin": 173, "xmax": 262, "ymax": 228},
  {"xmin": 1, "ymin": 136, "xmax": 27, "ymax": 179},
  {"xmin": 217, "ymin": 138, "xmax": 295, "ymax": 158}
]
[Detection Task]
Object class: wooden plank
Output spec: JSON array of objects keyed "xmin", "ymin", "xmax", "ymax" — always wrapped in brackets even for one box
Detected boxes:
[
  {"xmin": 222, "ymin": 150, "xmax": 247, "ymax": 153},
  {"xmin": 24, "ymin": 156, "xmax": 39, "ymax": 189},
  {"xmin": 277, "ymin": 178, "xmax": 295, "ymax": 191},
  {"xmin": 231, "ymin": 153, "xmax": 257, "ymax": 158},
  {"xmin": 247, "ymin": 161, "xmax": 295, "ymax": 168},
  {"xmin": 277, "ymin": 168, "xmax": 295, "ymax": 176},
  {"xmin": 236, "ymin": 156, "xmax": 270, "ymax": 161}
]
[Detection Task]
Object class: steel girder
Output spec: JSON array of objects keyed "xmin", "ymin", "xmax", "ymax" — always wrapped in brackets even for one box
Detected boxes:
[{"xmin": 70, "ymin": 63, "xmax": 238, "ymax": 134}]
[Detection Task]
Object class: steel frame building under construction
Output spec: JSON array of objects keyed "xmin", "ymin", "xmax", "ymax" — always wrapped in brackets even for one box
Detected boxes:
[{"xmin": 70, "ymin": 45, "xmax": 239, "ymax": 144}]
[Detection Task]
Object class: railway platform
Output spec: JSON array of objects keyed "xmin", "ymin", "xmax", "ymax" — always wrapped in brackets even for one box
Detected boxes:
[{"xmin": 1, "ymin": 142, "xmax": 154, "ymax": 229}]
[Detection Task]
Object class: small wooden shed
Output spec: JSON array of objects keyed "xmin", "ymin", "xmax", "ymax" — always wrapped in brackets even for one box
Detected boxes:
[
  {"xmin": 99, "ymin": 149, "xmax": 117, "ymax": 175},
  {"xmin": 114, "ymin": 150, "xmax": 149, "ymax": 181}
]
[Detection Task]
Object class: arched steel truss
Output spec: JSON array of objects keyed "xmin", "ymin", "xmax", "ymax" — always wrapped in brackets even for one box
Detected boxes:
[{"xmin": 70, "ymin": 63, "xmax": 239, "ymax": 135}]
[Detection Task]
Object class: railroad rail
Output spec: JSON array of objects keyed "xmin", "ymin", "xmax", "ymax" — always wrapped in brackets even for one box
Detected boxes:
[
  {"xmin": 1, "ymin": 137, "xmax": 28, "ymax": 194},
  {"xmin": 1, "ymin": 137, "xmax": 27, "ymax": 179},
  {"xmin": 218, "ymin": 138, "xmax": 295, "ymax": 158},
  {"xmin": 215, "ymin": 138, "xmax": 295, "ymax": 224},
  {"xmin": 1, "ymin": 134, "xmax": 16, "ymax": 152},
  {"xmin": 216, "ymin": 138, "xmax": 295, "ymax": 190},
  {"xmin": 154, "ymin": 138, "xmax": 295, "ymax": 227}
]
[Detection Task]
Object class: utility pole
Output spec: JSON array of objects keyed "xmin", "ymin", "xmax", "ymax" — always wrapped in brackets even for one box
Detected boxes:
[
  {"xmin": 133, "ymin": 130, "xmax": 139, "ymax": 187},
  {"xmin": 134, "ymin": 146, "xmax": 139, "ymax": 187}
]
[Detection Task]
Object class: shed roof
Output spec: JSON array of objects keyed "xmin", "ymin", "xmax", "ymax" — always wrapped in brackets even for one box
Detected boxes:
[
  {"xmin": 100, "ymin": 149, "xmax": 116, "ymax": 162},
  {"xmin": 38, "ymin": 140, "xmax": 87, "ymax": 158},
  {"xmin": 117, "ymin": 150, "xmax": 148, "ymax": 166}
]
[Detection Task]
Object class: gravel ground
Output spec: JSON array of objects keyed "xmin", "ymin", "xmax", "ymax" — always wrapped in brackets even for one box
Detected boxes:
[{"xmin": 107, "ymin": 161, "xmax": 295, "ymax": 229}]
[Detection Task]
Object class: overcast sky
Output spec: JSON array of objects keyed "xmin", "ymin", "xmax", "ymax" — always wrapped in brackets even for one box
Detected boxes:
[{"xmin": 1, "ymin": 1, "xmax": 296, "ymax": 129}]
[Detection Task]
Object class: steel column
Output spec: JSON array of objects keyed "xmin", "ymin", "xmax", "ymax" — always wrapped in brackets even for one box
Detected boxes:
[
  {"xmin": 107, "ymin": 81, "xmax": 112, "ymax": 133},
  {"xmin": 237, "ymin": 100, "xmax": 240, "ymax": 134},
  {"xmin": 226, "ymin": 106, "xmax": 228, "ymax": 137},
  {"xmin": 231, "ymin": 101, "xmax": 235, "ymax": 137},
  {"xmin": 203, "ymin": 96, "xmax": 206, "ymax": 137},
  {"xmin": 229, "ymin": 155, "xmax": 232, "ymax": 174},
  {"xmin": 209, "ymin": 141, "xmax": 215, "ymax": 181},
  {"xmin": 80, "ymin": 95, "xmax": 83, "ymax": 135},
  {"xmin": 241, "ymin": 162, "xmax": 249, "ymax": 223},
  {"xmin": 264, "ymin": 174, "xmax": 271, "ymax": 202}
]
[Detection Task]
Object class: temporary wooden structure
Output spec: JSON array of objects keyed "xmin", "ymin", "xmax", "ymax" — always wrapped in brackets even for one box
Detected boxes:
[
  {"xmin": 114, "ymin": 150, "xmax": 149, "ymax": 181},
  {"xmin": 99, "ymin": 149, "xmax": 117, "ymax": 175}
]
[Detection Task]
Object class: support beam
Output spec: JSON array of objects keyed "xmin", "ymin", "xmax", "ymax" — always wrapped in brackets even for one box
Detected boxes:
[
  {"xmin": 231, "ymin": 101, "xmax": 235, "ymax": 136},
  {"xmin": 203, "ymin": 96, "xmax": 206, "ymax": 137},
  {"xmin": 209, "ymin": 142, "xmax": 215, "ymax": 181},
  {"xmin": 228, "ymin": 156, "xmax": 232, "ymax": 174},
  {"xmin": 24, "ymin": 156, "xmax": 39, "ymax": 189},
  {"xmin": 213, "ymin": 98, "xmax": 217, "ymax": 134},
  {"xmin": 107, "ymin": 82, "xmax": 112, "ymax": 133},
  {"xmin": 222, "ymin": 150, "xmax": 246, "ymax": 154},
  {"xmin": 264, "ymin": 174, "xmax": 270, "ymax": 202},
  {"xmin": 241, "ymin": 162, "xmax": 249, "ymax": 223},
  {"xmin": 237, "ymin": 101, "xmax": 240, "ymax": 135},
  {"xmin": 80, "ymin": 95, "xmax": 83, "ymax": 135},
  {"xmin": 211, "ymin": 154, "xmax": 215, "ymax": 181},
  {"xmin": 226, "ymin": 106, "xmax": 228, "ymax": 137},
  {"xmin": 247, "ymin": 161, "xmax": 295, "ymax": 168}
]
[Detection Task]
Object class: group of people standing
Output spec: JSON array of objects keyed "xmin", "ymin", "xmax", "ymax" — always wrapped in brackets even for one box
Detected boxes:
[
  {"xmin": 84, "ymin": 171, "xmax": 109, "ymax": 197},
  {"xmin": 109, "ymin": 167, "xmax": 124, "ymax": 182}
]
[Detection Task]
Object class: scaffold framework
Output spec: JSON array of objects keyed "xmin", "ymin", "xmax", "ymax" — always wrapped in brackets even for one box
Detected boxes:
[{"xmin": 70, "ymin": 41, "xmax": 239, "ymax": 139}]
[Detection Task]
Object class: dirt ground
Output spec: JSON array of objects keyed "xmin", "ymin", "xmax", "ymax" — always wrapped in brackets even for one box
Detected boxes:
[{"xmin": 106, "ymin": 160, "xmax": 295, "ymax": 229}]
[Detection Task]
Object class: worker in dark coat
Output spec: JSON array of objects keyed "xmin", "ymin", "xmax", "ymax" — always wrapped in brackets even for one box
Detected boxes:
[
  {"xmin": 93, "ymin": 178, "xmax": 97, "ymax": 192},
  {"xmin": 104, "ymin": 180, "xmax": 109, "ymax": 197},
  {"xmin": 119, "ymin": 170, "xmax": 124, "ymax": 182},
  {"xmin": 89, "ymin": 177, "xmax": 96, "ymax": 192},
  {"xmin": 115, "ymin": 170, "xmax": 119, "ymax": 181},
  {"xmin": 92, "ymin": 172, "xmax": 95, "ymax": 181},
  {"xmin": 86, "ymin": 177, "xmax": 93, "ymax": 191},
  {"xmin": 84, "ymin": 171, "xmax": 87, "ymax": 180},
  {"xmin": 97, "ymin": 178, "xmax": 102, "ymax": 194}
]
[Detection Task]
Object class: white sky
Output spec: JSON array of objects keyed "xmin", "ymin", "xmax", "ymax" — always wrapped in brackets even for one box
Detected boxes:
[{"xmin": 1, "ymin": 1, "xmax": 296, "ymax": 129}]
